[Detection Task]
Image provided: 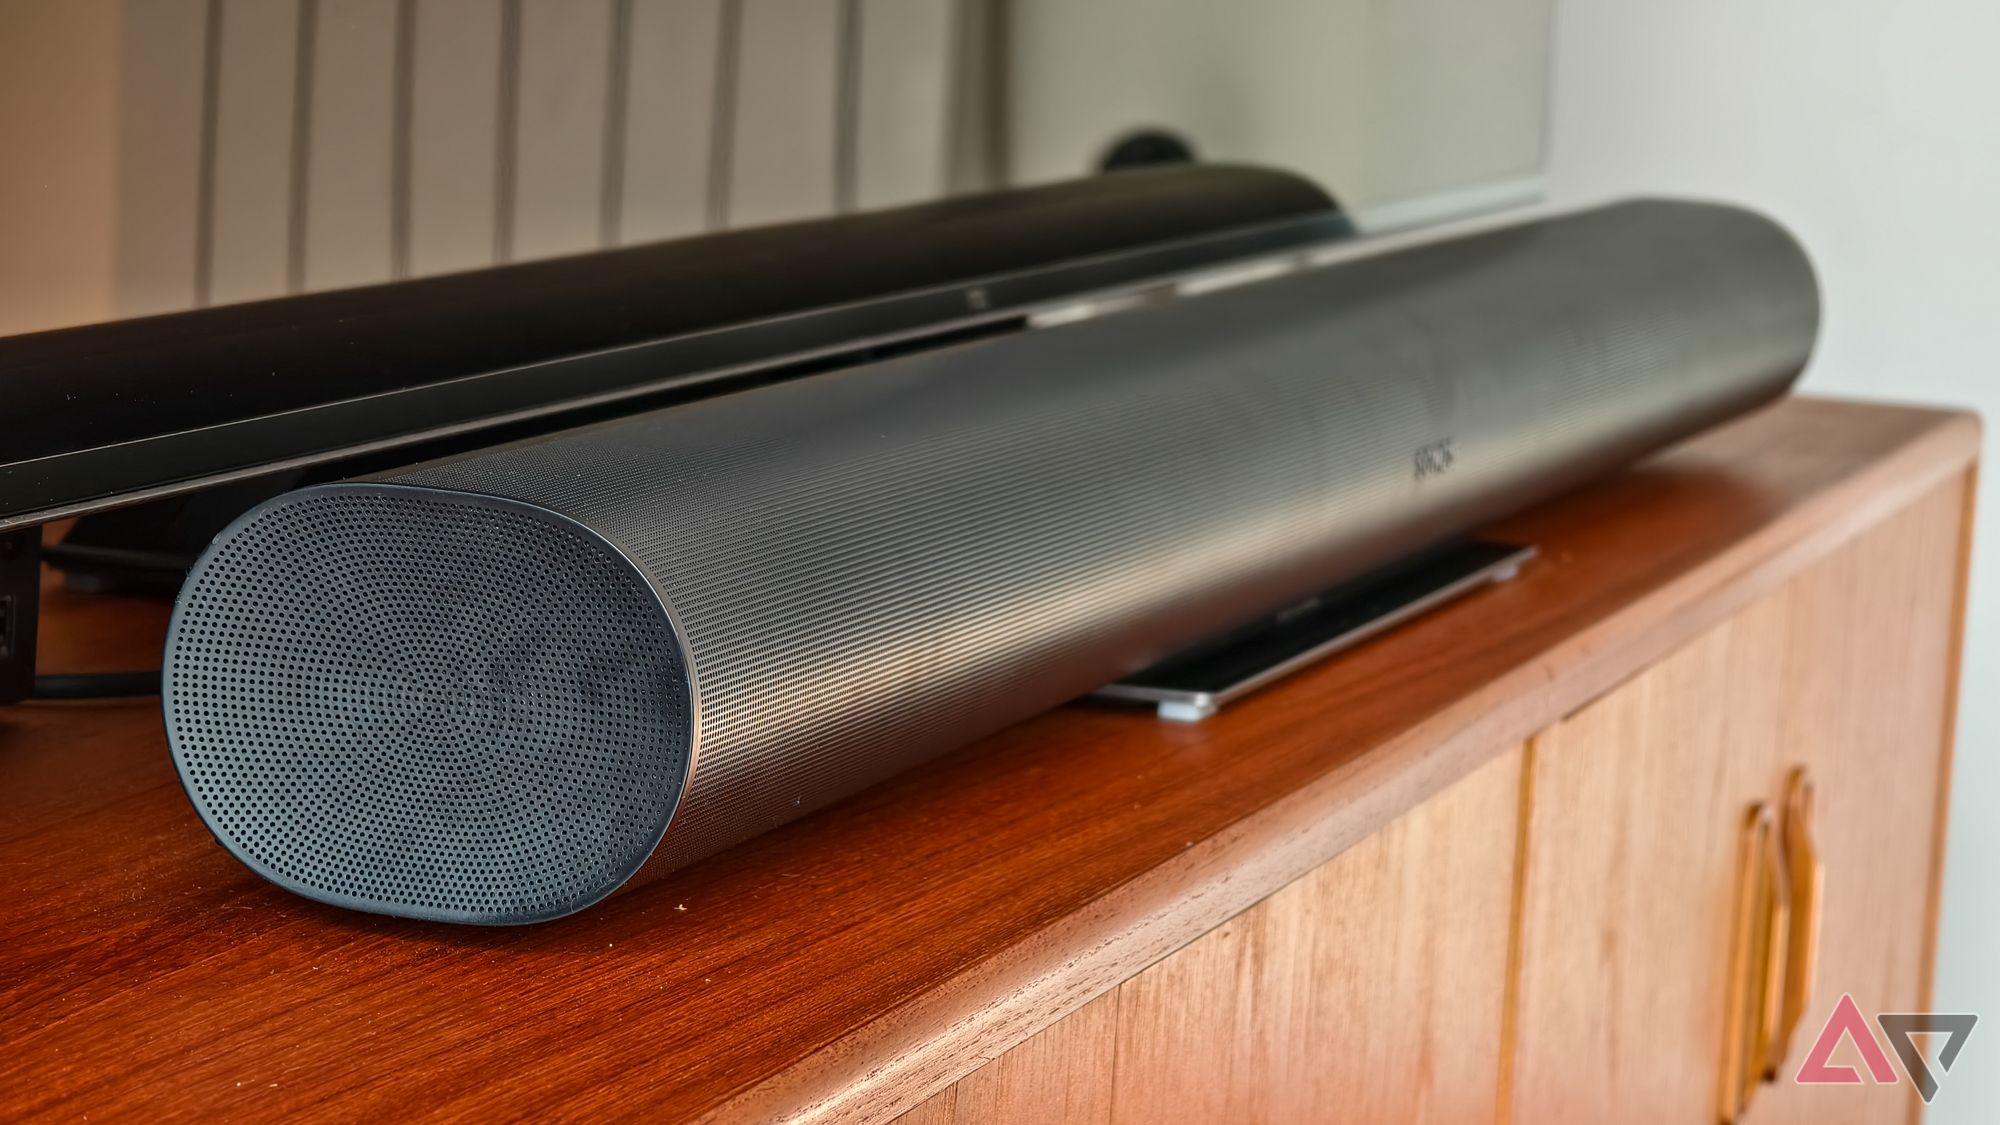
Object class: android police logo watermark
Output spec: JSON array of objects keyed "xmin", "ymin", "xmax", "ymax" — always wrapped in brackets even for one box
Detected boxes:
[{"xmin": 1794, "ymin": 992, "xmax": 1977, "ymax": 1103}]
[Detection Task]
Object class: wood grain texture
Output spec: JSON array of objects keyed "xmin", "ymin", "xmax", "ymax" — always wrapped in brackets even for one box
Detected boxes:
[
  {"xmin": 949, "ymin": 993, "xmax": 1118, "ymax": 1124},
  {"xmin": 1509, "ymin": 567, "xmax": 1799, "ymax": 1123},
  {"xmin": 1107, "ymin": 745, "xmax": 1521, "ymax": 1124},
  {"xmin": 1756, "ymin": 476, "xmax": 1966, "ymax": 1125},
  {"xmin": 894, "ymin": 1086, "xmax": 958, "ymax": 1125},
  {"xmin": 0, "ymin": 397, "xmax": 1977, "ymax": 1124},
  {"xmin": 904, "ymin": 750, "xmax": 1518, "ymax": 1124},
  {"xmin": 1507, "ymin": 473, "xmax": 1969, "ymax": 1125},
  {"xmin": 1910, "ymin": 464, "xmax": 1978, "ymax": 1125}
]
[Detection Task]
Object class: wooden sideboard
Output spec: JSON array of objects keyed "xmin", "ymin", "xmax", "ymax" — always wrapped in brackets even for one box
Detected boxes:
[{"xmin": 0, "ymin": 396, "xmax": 1977, "ymax": 1123}]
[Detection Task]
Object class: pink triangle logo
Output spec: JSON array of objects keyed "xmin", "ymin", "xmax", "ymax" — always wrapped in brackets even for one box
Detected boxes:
[{"xmin": 1795, "ymin": 993, "xmax": 1900, "ymax": 1085}]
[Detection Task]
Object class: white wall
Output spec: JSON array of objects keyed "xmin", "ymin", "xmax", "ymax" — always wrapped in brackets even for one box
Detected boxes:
[
  {"xmin": 1006, "ymin": 0, "xmax": 1552, "ymax": 226},
  {"xmin": 1546, "ymin": 1, "xmax": 2000, "ymax": 1118}
]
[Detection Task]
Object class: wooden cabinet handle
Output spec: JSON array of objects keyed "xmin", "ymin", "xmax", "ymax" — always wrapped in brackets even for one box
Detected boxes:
[
  {"xmin": 1721, "ymin": 803, "xmax": 1785, "ymax": 1123},
  {"xmin": 1720, "ymin": 772, "xmax": 1821, "ymax": 1122},
  {"xmin": 1773, "ymin": 768, "xmax": 1824, "ymax": 1072},
  {"xmin": 1754, "ymin": 816, "xmax": 1793, "ymax": 1083}
]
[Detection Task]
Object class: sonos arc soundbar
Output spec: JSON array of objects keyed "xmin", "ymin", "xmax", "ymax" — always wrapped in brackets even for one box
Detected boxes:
[{"xmin": 163, "ymin": 200, "xmax": 1819, "ymax": 924}]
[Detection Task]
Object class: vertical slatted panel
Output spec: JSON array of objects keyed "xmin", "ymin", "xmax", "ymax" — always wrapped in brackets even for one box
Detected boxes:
[
  {"xmin": 388, "ymin": 0, "xmax": 415, "ymax": 277},
  {"xmin": 943, "ymin": 0, "xmax": 1002, "ymax": 193},
  {"xmin": 114, "ymin": 0, "xmax": 208, "ymax": 317},
  {"xmin": 832, "ymin": 0, "xmax": 860, "ymax": 213},
  {"xmin": 302, "ymin": 0, "xmax": 398, "ymax": 291},
  {"xmin": 724, "ymin": 0, "xmax": 841, "ymax": 228},
  {"xmin": 617, "ymin": 0, "xmax": 722, "ymax": 243},
  {"xmin": 509, "ymin": 0, "xmax": 615, "ymax": 261},
  {"xmin": 0, "ymin": 0, "xmax": 119, "ymax": 335},
  {"xmin": 493, "ymin": 0, "xmax": 521, "ymax": 260},
  {"xmin": 851, "ymin": 0, "xmax": 954, "ymax": 210},
  {"xmin": 99, "ymin": 1, "xmax": 1557, "ymax": 314},
  {"xmin": 120, "ymin": 0, "xmax": 972, "ymax": 310},
  {"xmin": 599, "ymin": 0, "xmax": 633, "ymax": 244},
  {"xmin": 704, "ymin": 0, "xmax": 741, "ymax": 230},
  {"xmin": 406, "ymin": 0, "xmax": 504, "ymax": 276},
  {"xmin": 205, "ymin": 0, "xmax": 302, "ymax": 305}
]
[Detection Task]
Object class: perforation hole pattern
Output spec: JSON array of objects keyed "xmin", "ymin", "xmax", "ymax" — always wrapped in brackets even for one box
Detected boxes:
[{"xmin": 163, "ymin": 488, "xmax": 692, "ymax": 924}]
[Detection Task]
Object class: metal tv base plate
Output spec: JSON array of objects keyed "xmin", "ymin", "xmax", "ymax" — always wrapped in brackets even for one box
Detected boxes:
[{"xmin": 1095, "ymin": 540, "xmax": 1534, "ymax": 722}]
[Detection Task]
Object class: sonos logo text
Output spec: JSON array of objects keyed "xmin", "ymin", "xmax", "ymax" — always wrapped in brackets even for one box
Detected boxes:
[{"xmin": 1413, "ymin": 439, "xmax": 1457, "ymax": 481}]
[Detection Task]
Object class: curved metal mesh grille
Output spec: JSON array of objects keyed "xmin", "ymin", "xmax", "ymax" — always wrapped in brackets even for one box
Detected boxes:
[
  {"xmin": 163, "ymin": 488, "xmax": 691, "ymax": 924},
  {"xmin": 160, "ymin": 201, "xmax": 1817, "ymax": 924},
  {"xmin": 396, "ymin": 199, "xmax": 1820, "ymax": 879}
]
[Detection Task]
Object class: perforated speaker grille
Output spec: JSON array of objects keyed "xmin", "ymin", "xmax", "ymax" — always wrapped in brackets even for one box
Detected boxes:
[
  {"xmin": 159, "ymin": 200, "xmax": 1817, "ymax": 925},
  {"xmin": 163, "ymin": 486, "xmax": 693, "ymax": 924}
]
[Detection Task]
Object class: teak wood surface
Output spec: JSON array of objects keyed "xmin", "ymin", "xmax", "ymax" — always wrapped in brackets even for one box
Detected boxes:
[
  {"xmin": 898, "ymin": 745, "xmax": 1529, "ymax": 1125},
  {"xmin": 1507, "ymin": 478, "xmax": 1967, "ymax": 1125},
  {"xmin": 0, "ymin": 396, "xmax": 1979, "ymax": 1123}
]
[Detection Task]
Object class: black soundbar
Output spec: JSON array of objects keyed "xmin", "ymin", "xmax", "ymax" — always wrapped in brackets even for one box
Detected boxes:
[
  {"xmin": 162, "ymin": 199, "xmax": 1818, "ymax": 925},
  {"xmin": 0, "ymin": 165, "xmax": 1343, "ymax": 530}
]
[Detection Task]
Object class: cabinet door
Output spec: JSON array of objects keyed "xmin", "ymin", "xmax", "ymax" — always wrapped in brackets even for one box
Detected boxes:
[
  {"xmin": 899, "ymin": 744, "xmax": 1527, "ymax": 1124},
  {"xmin": 1508, "ymin": 476, "xmax": 1967, "ymax": 1124},
  {"xmin": 1752, "ymin": 474, "xmax": 1965, "ymax": 1125},
  {"xmin": 1508, "ymin": 586, "xmax": 1792, "ymax": 1122}
]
